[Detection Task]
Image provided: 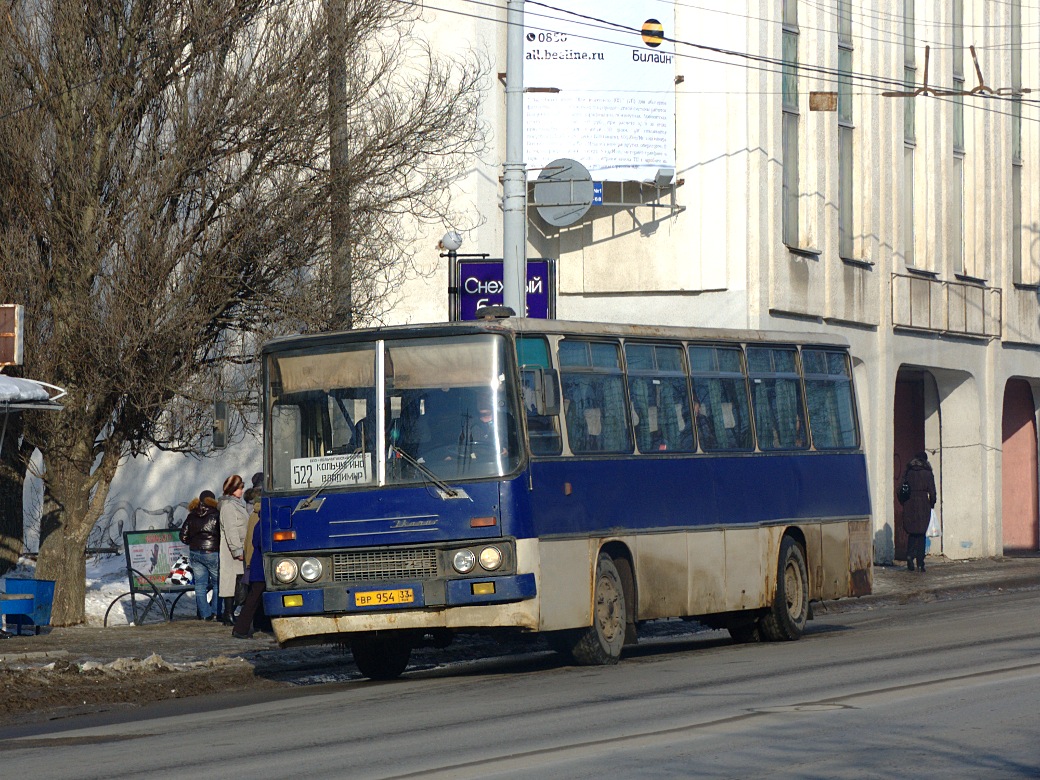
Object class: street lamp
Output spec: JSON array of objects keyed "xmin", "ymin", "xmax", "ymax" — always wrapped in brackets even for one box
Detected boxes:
[
  {"xmin": 438, "ymin": 230, "xmax": 463, "ymax": 255},
  {"xmin": 441, "ymin": 230, "xmax": 463, "ymax": 322}
]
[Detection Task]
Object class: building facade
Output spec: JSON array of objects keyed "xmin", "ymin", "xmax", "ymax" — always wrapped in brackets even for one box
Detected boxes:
[
  {"xmin": 394, "ymin": 0, "xmax": 1040, "ymax": 562},
  {"xmin": 86, "ymin": 1, "xmax": 1040, "ymax": 564}
]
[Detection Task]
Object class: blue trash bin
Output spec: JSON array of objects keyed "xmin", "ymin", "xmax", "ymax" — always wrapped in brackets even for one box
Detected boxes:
[{"xmin": 4, "ymin": 578, "xmax": 56, "ymax": 635}]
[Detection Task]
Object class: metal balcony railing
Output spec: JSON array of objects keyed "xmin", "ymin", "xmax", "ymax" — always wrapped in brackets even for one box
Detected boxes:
[{"xmin": 891, "ymin": 273, "xmax": 1001, "ymax": 338}]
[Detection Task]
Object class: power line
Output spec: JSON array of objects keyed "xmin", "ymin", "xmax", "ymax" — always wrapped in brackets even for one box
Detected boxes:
[{"xmin": 438, "ymin": 0, "xmax": 1040, "ymax": 122}]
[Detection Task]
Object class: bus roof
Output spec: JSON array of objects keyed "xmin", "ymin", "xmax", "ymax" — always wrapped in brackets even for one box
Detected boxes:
[{"xmin": 262, "ymin": 318, "xmax": 851, "ymax": 355}]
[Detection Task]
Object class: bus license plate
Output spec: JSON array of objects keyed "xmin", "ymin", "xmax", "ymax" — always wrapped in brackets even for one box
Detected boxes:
[{"xmin": 354, "ymin": 588, "xmax": 415, "ymax": 607}]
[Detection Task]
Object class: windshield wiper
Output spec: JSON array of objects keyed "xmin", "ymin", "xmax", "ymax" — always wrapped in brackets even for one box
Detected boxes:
[
  {"xmin": 390, "ymin": 445, "xmax": 467, "ymax": 500},
  {"xmin": 294, "ymin": 443, "xmax": 467, "ymax": 512}
]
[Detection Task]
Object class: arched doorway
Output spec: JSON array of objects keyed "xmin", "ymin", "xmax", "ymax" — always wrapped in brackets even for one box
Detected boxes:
[
  {"xmin": 893, "ymin": 372, "xmax": 927, "ymax": 561},
  {"xmin": 1001, "ymin": 379, "xmax": 1039, "ymax": 552}
]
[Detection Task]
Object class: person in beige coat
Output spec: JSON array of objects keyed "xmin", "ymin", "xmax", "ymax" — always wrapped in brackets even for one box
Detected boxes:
[{"xmin": 218, "ymin": 474, "xmax": 249, "ymax": 625}]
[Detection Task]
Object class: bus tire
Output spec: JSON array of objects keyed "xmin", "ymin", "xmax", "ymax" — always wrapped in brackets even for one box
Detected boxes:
[
  {"xmin": 760, "ymin": 536, "xmax": 809, "ymax": 642},
  {"xmin": 351, "ymin": 635, "xmax": 412, "ymax": 680},
  {"xmin": 571, "ymin": 553, "xmax": 626, "ymax": 665},
  {"xmin": 727, "ymin": 618, "xmax": 762, "ymax": 644}
]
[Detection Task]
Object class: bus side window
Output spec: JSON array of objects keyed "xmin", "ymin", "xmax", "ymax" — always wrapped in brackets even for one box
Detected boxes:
[
  {"xmin": 518, "ymin": 336, "xmax": 562, "ymax": 456},
  {"xmin": 559, "ymin": 339, "xmax": 632, "ymax": 454},
  {"xmin": 688, "ymin": 345, "xmax": 754, "ymax": 451},
  {"xmin": 626, "ymin": 343, "xmax": 694, "ymax": 453},
  {"xmin": 522, "ymin": 369, "xmax": 562, "ymax": 456},
  {"xmin": 747, "ymin": 346, "xmax": 808, "ymax": 451},
  {"xmin": 802, "ymin": 349, "xmax": 859, "ymax": 449}
]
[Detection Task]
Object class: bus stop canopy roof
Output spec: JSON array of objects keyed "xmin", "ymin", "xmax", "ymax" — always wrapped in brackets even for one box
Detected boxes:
[{"xmin": 0, "ymin": 374, "xmax": 65, "ymax": 410}]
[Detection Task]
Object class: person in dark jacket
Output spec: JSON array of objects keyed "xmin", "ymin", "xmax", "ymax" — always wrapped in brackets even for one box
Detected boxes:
[
  {"xmin": 901, "ymin": 451, "xmax": 937, "ymax": 572},
  {"xmin": 179, "ymin": 490, "xmax": 221, "ymax": 620}
]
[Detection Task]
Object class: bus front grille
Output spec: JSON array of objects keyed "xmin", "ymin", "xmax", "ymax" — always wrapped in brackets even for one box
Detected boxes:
[{"xmin": 332, "ymin": 548, "xmax": 439, "ymax": 583}]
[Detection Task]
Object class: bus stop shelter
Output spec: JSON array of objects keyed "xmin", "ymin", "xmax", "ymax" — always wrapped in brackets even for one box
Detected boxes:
[{"xmin": 0, "ymin": 374, "xmax": 65, "ymax": 450}]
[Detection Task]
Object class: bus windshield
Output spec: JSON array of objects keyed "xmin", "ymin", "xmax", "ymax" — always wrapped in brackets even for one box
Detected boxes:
[{"xmin": 266, "ymin": 333, "xmax": 522, "ymax": 492}]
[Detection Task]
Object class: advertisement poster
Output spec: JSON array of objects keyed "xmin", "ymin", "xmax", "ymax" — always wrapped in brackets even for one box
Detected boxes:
[
  {"xmin": 523, "ymin": 0, "xmax": 676, "ymax": 182},
  {"xmin": 124, "ymin": 530, "xmax": 189, "ymax": 590}
]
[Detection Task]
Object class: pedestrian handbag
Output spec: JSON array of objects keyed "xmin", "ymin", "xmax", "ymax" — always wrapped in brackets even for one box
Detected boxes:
[
  {"xmin": 926, "ymin": 509, "xmax": 940, "ymax": 538},
  {"xmin": 234, "ymin": 570, "xmax": 249, "ymax": 607},
  {"xmin": 898, "ymin": 479, "xmax": 911, "ymax": 504}
]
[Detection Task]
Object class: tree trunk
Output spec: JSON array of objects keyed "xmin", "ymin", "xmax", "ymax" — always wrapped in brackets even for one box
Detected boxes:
[
  {"xmin": 36, "ymin": 521, "xmax": 88, "ymax": 626},
  {"xmin": 34, "ymin": 446, "xmax": 116, "ymax": 626}
]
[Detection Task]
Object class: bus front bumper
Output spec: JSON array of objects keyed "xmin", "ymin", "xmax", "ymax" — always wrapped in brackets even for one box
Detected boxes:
[{"xmin": 264, "ymin": 573, "xmax": 538, "ymax": 642}]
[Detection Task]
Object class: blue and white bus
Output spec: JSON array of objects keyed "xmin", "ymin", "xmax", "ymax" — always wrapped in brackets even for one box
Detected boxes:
[{"xmin": 260, "ymin": 317, "xmax": 872, "ymax": 678}]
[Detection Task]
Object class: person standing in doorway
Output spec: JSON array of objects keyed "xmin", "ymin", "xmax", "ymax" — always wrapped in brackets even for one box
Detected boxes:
[
  {"xmin": 218, "ymin": 474, "xmax": 249, "ymax": 624},
  {"xmin": 901, "ymin": 451, "xmax": 937, "ymax": 572}
]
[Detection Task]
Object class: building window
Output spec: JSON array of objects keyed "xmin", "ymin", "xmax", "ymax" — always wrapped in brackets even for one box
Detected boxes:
[
  {"xmin": 838, "ymin": 0, "xmax": 853, "ymax": 259},
  {"xmin": 952, "ymin": 0, "xmax": 965, "ymax": 275},
  {"xmin": 782, "ymin": 0, "xmax": 799, "ymax": 247},
  {"xmin": 902, "ymin": 0, "xmax": 916, "ymax": 268},
  {"xmin": 1013, "ymin": 164, "xmax": 1023, "ymax": 283},
  {"xmin": 1011, "ymin": 0, "xmax": 1026, "ymax": 283}
]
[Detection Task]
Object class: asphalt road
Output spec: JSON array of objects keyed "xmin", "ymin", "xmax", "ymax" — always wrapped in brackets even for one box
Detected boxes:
[{"xmin": 1, "ymin": 589, "xmax": 1038, "ymax": 779}]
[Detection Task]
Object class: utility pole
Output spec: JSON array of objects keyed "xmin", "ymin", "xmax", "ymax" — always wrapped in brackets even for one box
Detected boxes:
[
  {"xmin": 502, "ymin": 0, "xmax": 527, "ymax": 317},
  {"xmin": 328, "ymin": 0, "xmax": 353, "ymax": 329}
]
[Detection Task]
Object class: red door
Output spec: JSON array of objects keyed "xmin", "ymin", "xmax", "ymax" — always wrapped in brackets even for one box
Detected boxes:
[
  {"xmin": 1002, "ymin": 379, "xmax": 1039, "ymax": 551},
  {"xmin": 893, "ymin": 373, "xmax": 925, "ymax": 561}
]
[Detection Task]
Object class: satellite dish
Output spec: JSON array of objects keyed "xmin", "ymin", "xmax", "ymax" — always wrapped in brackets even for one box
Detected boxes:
[{"xmin": 534, "ymin": 158, "xmax": 594, "ymax": 227}]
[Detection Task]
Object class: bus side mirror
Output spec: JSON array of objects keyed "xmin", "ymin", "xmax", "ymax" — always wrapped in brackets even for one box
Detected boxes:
[
  {"xmin": 524, "ymin": 369, "xmax": 560, "ymax": 417},
  {"xmin": 541, "ymin": 369, "xmax": 561, "ymax": 416}
]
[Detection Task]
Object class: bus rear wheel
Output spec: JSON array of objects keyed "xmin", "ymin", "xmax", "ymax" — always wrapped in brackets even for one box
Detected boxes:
[
  {"xmin": 760, "ymin": 536, "xmax": 809, "ymax": 642},
  {"xmin": 351, "ymin": 635, "xmax": 412, "ymax": 680},
  {"xmin": 570, "ymin": 553, "xmax": 626, "ymax": 665}
]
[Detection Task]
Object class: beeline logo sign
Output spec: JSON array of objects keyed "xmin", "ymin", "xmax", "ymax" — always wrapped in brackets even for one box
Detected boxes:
[{"xmin": 641, "ymin": 19, "xmax": 664, "ymax": 48}]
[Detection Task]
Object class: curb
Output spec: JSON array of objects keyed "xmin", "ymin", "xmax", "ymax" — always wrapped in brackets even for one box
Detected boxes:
[
  {"xmin": 0, "ymin": 649, "xmax": 70, "ymax": 664},
  {"xmin": 815, "ymin": 572, "xmax": 1040, "ymax": 615}
]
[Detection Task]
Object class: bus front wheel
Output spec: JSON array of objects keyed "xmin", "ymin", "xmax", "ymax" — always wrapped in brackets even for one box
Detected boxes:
[
  {"xmin": 570, "ymin": 553, "xmax": 627, "ymax": 665},
  {"xmin": 760, "ymin": 536, "xmax": 809, "ymax": 641},
  {"xmin": 351, "ymin": 635, "xmax": 412, "ymax": 680}
]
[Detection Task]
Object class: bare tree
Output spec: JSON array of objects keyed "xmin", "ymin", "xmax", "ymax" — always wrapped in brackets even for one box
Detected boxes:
[{"xmin": 0, "ymin": 0, "xmax": 487, "ymax": 624}]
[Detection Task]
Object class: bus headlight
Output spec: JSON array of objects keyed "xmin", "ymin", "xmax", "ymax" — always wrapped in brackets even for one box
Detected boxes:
[
  {"xmin": 300, "ymin": 558, "xmax": 323, "ymax": 582},
  {"xmin": 478, "ymin": 546, "xmax": 503, "ymax": 571},
  {"xmin": 274, "ymin": 559, "xmax": 299, "ymax": 584},
  {"xmin": 453, "ymin": 549, "xmax": 476, "ymax": 574}
]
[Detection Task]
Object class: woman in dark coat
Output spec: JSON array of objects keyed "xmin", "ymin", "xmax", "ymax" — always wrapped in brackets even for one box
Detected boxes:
[
  {"xmin": 232, "ymin": 473, "xmax": 269, "ymax": 639},
  {"xmin": 901, "ymin": 451, "xmax": 937, "ymax": 572}
]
